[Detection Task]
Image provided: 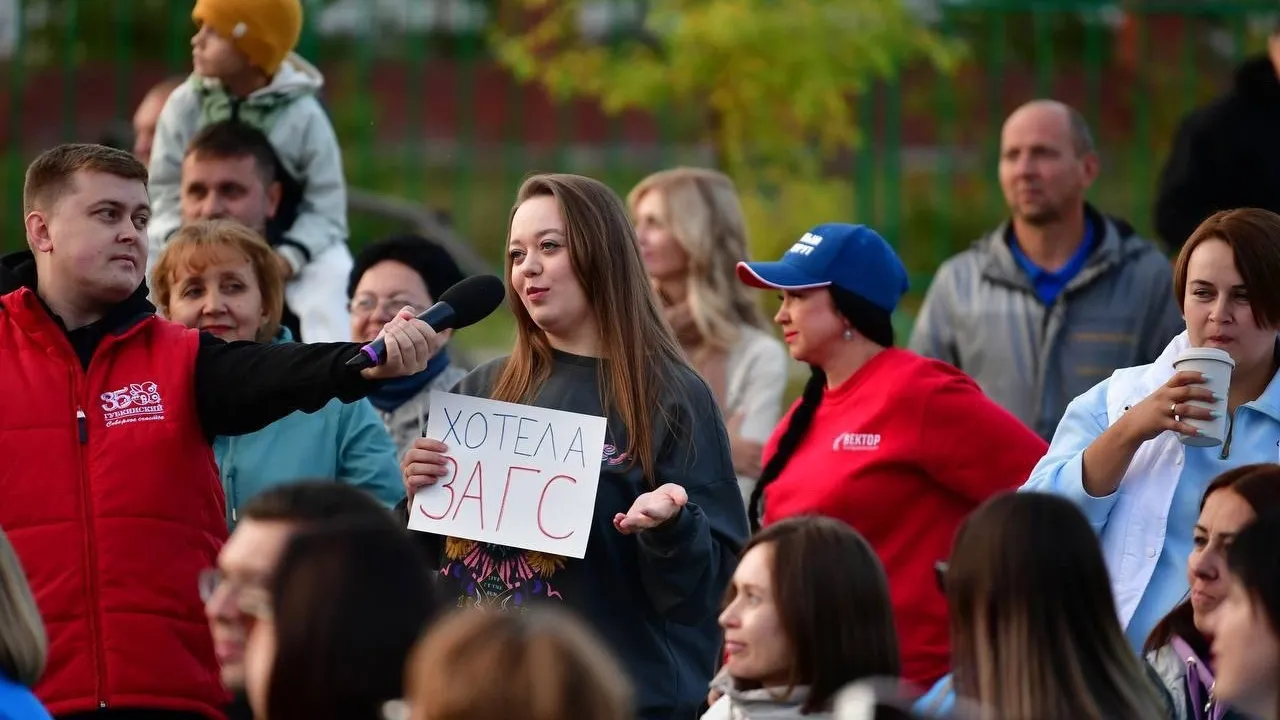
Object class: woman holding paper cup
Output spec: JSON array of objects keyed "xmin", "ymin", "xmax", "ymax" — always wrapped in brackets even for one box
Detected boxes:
[
  {"xmin": 1026, "ymin": 207, "xmax": 1280, "ymax": 652},
  {"xmin": 399, "ymin": 173, "xmax": 750, "ymax": 720}
]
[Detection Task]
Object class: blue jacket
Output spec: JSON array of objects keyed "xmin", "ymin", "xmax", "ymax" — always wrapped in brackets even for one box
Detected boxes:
[
  {"xmin": 213, "ymin": 330, "xmax": 403, "ymax": 527},
  {"xmin": 0, "ymin": 672, "xmax": 51, "ymax": 720},
  {"xmin": 1023, "ymin": 331, "xmax": 1280, "ymax": 648}
]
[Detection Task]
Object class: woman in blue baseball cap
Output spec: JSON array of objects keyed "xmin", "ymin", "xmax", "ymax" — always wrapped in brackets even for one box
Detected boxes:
[{"xmin": 735, "ymin": 223, "xmax": 1048, "ymax": 688}]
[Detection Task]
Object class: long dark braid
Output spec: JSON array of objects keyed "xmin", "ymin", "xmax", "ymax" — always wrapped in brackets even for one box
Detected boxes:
[{"xmin": 747, "ymin": 286, "xmax": 895, "ymax": 530}]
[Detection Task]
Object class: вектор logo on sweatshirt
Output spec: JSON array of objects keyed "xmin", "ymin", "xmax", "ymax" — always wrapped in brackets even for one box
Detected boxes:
[
  {"xmin": 100, "ymin": 382, "xmax": 166, "ymax": 427},
  {"xmin": 833, "ymin": 432, "xmax": 881, "ymax": 452}
]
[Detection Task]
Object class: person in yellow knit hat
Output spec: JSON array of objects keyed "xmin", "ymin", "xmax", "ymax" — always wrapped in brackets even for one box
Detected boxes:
[{"xmin": 145, "ymin": 0, "xmax": 355, "ymax": 345}]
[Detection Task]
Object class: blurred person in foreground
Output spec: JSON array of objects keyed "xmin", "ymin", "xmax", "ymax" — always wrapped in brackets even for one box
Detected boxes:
[
  {"xmin": 1205, "ymin": 513, "xmax": 1280, "ymax": 720},
  {"xmin": 1143, "ymin": 464, "xmax": 1280, "ymax": 720},
  {"xmin": 152, "ymin": 219, "xmax": 403, "ymax": 524},
  {"xmin": 149, "ymin": 0, "xmax": 352, "ymax": 342},
  {"xmin": 398, "ymin": 606, "xmax": 633, "ymax": 720},
  {"xmin": 704, "ymin": 516, "xmax": 900, "ymax": 719},
  {"xmin": 240, "ymin": 521, "xmax": 438, "ymax": 720},
  {"xmin": 1156, "ymin": 24, "xmax": 1280, "ymax": 250},
  {"xmin": 0, "ymin": 526, "xmax": 52, "ymax": 720},
  {"xmin": 347, "ymin": 234, "xmax": 470, "ymax": 459},
  {"xmin": 629, "ymin": 168, "xmax": 789, "ymax": 504},
  {"xmin": 932, "ymin": 492, "xmax": 1170, "ymax": 719},
  {"xmin": 911, "ymin": 99, "xmax": 1182, "ymax": 440},
  {"xmin": 201, "ymin": 481, "xmax": 404, "ymax": 720},
  {"xmin": 0, "ymin": 143, "xmax": 443, "ymax": 719},
  {"xmin": 1024, "ymin": 208, "xmax": 1280, "ymax": 650}
]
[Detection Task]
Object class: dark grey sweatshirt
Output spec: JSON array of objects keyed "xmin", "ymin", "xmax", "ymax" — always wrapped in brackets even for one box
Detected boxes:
[{"xmin": 404, "ymin": 349, "xmax": 749, "ymax": 720}]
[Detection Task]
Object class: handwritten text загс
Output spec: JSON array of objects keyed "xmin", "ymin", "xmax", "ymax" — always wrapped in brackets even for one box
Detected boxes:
[{"xmin": 410, "ymin": 392, "xmax": 607, "ymax": 558}]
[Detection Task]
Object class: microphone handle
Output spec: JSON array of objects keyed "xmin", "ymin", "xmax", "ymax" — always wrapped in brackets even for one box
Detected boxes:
[{"xmin": 345, "ymin": 301, "xmax": 456, "ymax": 369}]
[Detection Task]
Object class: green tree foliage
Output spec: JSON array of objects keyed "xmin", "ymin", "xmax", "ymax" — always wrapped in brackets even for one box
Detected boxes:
[{"xmin": 490, "ymin": 0, "xmax": 963, "ymax": 257}]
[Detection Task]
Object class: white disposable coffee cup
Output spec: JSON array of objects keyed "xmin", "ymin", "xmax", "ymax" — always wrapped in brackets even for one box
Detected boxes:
[{"xmin": 1171, "ymin": 347, "xmax": 1235, "ymax": 447}]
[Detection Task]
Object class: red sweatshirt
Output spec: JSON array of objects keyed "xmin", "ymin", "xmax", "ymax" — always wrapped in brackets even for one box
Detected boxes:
[{"xmin": 761, "ymin": 348, "xmax": 1047, "ymax": 687}]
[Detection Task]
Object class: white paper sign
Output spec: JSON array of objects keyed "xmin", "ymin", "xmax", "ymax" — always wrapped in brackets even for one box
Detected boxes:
[{"xmin": 407, "ymin": 391, "xmax": 608, "ymax": 559}]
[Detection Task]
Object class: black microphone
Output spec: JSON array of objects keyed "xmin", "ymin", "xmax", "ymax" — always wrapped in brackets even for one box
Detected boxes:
[{"xmin": 345, "ymin": 274, "xmax": 506, "ymax": 369}]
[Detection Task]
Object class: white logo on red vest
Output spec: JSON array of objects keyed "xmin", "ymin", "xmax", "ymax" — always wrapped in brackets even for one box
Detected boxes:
[
  {"xmin": 832, "ymin": 432, "xmax": 881, "ymax": 452},
  {"xmin": 100, "ymin": 382, "xmax": 166, "ymax": 427}
]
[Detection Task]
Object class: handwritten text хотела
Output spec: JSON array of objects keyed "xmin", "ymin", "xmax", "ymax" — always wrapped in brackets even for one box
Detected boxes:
[{"xmin": 417, "ymin": 406, "xmax": 595, "ymax": 543}]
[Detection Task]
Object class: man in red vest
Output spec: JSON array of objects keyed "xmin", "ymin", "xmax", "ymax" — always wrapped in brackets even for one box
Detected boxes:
[{"xmin": 0, "ymin": 143, "xmax": 441, "ymax": 720}]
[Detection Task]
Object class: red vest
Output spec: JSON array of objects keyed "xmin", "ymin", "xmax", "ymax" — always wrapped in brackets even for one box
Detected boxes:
[{"xmin": 0, "ymin": 287, "xmax": 229, "ymax": 718}]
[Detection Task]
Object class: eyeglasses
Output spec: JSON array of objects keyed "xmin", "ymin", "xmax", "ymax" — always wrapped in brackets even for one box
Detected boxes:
[
  {"xmin": 235, "ymin": 587, "xmax": 273, "ymax": 621},
  {"xmin": 348, "ymin": 296, "xmax": 424, "ymax": 318},
  {"xmin": 934, "ymin": 561, "xmax": 949, "ymax": 593},
  {"xmin": 198, "ymin": 568, "xmax": 271, "ymax": 615}
]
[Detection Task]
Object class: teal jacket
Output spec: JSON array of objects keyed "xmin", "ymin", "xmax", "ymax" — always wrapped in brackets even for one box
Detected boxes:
[{"xmin": 213, "ymin": 329, "xmax": 403, "ymax": 527}]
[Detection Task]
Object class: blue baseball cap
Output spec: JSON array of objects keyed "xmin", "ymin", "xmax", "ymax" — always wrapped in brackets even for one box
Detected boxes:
[{"xmin": 736, "ymin": 223, "xmax": 909, "ymax": 313}]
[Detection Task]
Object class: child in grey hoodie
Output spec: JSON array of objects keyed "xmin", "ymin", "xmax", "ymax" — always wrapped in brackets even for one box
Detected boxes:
[{"xmin": 147, "ymin": 0, "xmax": 352, "ymax": 342}]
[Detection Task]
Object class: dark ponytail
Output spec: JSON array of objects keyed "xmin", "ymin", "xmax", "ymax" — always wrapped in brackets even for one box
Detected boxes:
[
  {"xmin": 747, "ymin": 285, "xmax": 894, "ymax": 530},
  {"xmin": 749, "ymin": 368, "xmax": 825, "ymax": 530}
]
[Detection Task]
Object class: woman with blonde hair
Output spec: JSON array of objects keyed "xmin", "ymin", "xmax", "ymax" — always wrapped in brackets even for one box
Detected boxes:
[
  {"xmin": 401, "ymin": 173, "xmax": 749, "ymax": 719},
  {"xmin": 629, "ymin": 168, "xmax": 788, "ymax": 502},
  {"xmin": 0, "ymin": 526, "xmax": 52, "ymax": 719},
  {"xmin": 152, "ymin": 219, "xmax": 404, "ymax": 524},
  {"xmin": 944, "ymin": 492, "xmax": 1169, "ymax": 720},
  {"xmin": 400, "ymin": 607, "xmax": 633, "ymax": 720}
]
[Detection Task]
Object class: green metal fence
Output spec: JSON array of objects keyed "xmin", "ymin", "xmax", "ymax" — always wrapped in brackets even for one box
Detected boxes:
[{"xmin": 1, "ymin": 0, "xmax": 1277, "ymax": 340}]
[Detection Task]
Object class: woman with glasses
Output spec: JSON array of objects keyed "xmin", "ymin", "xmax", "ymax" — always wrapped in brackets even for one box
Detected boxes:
[
  {"xmin": 152, "ymin": 219, "xmax": 404, "ymax": 525},
  {"xmin": 347, "ymin": 234, "xmax": 471, "ymax": 459}
]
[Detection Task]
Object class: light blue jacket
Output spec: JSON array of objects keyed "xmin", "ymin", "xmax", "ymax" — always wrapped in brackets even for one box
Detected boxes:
[
  {"xmin": 1023, "ymin": 331, "xmax": 1280, "ymax": 647},
  {"xmin": 213, "ymin": 330, "xmax": 403, "ymax": 527}
]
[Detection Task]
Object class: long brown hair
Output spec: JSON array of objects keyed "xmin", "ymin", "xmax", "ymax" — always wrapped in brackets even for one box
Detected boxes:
[
  {"xmin": 490, "ymin": 173, "xmax": 688, "ymax": 485},
  {"xmin": 1144, "ymin": 463, "xmax": 1280, "ymax": 657},
  {"xmin": 948, "ymin": 492, "xmax": 1166, "ymax": 720},
  {"xmin": 728, "ymin": 516, "xmax": 900, "ymax": 713}
]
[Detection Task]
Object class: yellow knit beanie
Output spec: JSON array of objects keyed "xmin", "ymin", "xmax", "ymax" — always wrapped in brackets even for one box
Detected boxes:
[{"xmin": 192, "ymin": 0, "xmax": 303, "ymax": 76}]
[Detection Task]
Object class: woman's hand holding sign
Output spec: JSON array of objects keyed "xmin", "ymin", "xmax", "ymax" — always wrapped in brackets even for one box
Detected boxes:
[
  {"xmin": 614, "ymin": 483, "xmax": 689, "ymax": 535},
  {"xmin": 402, "ymin": 437, "xmax": 451, "ymax": 497}
]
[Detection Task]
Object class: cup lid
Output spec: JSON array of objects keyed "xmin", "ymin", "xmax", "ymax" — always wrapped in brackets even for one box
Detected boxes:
[{"xmin": 1174, "ymin": 347, "xmax": 1236, "ymax": 368}]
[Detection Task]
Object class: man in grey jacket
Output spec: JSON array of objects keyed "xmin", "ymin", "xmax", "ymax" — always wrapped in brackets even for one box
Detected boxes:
[{"xmin": 909, "ymin": 100, "xmax": 1183, "ymax": 440}]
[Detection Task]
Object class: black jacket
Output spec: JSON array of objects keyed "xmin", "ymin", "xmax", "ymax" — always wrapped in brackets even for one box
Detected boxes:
[
  {"xmin": 1155, "ymin": 56, "xmax": 1280, "ymax": 248},
  {"xmin": 0, "ymin": 250, "xmax": 376, "ymax": 442}
]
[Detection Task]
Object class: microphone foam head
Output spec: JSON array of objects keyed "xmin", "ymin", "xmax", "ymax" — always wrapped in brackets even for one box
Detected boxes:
[{"xmin": 439, "ymin": 274, "xmax": 507, "ymax": 329}]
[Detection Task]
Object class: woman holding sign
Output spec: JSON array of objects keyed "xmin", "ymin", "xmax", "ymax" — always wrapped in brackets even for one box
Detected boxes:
[{"xmin": 401, "ymin": 173, "xmax": 750, "ymax": 720}]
